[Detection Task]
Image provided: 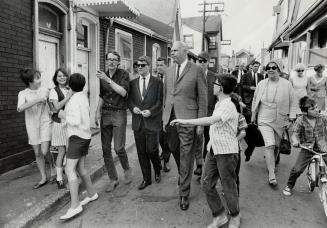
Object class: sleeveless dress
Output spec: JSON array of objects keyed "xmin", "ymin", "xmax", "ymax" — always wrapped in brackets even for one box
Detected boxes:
[
  {"xmin": 309, "ymin": 75, "xmax": 327, "ymax": 111},
  {"xmin": 290, "ymin": 75, "xmax": 308, "ymax": 114}
]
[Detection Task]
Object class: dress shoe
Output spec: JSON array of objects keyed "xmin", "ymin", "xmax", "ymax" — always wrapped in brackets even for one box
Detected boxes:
[
  {"xmin": 123, "ymin": 169, "xmax": 133, "ymax": 185},
  {"xmin": 80, "ymin": 193, "xmax": 99, "ymax": 206},
  {"xmin": 60, "ymin": 204, "xmax": 83, "ymax": 220},
  {"xmin": 33, "ymin": 180, "xmax": 48, "ymax": 189},
  {"xmin": 163, "ymin": 162, "xmax": 170, "ymax": 172},
  {"xmin": 180, "ymin": 196, "xmax": 189, "ymax": 211},
  {"xmin": 56, "ymin": 180, "xmax": 65, "ymax": 189},
  {"xmin": 155, "ymin": 173, "xmax": 161, "ymax": 183},
  {"xmin": 193, "ymin": 166, "xmax": 202, "ymax": 176},
  {"xmin": 105, "ymin": 180, "xmax": 119, "ymax": 192},
  {"xmin": 138, "ymin": 180, "xmax": 152, "ymax": 190}
]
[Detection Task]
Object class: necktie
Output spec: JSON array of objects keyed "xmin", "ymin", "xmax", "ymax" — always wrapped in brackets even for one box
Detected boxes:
[
  {"xmin": 176, "ymin": 64, "xmax": 181, "ymax": 81},
  {"xmin": 142, "ymin": 77, "xmax": 146, "ymax": 99}
]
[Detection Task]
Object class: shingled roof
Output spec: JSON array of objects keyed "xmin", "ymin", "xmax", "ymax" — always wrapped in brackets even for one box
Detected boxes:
[{"xmin": 182, "ymin": 15, "xmax": 221, "ymax": 33}]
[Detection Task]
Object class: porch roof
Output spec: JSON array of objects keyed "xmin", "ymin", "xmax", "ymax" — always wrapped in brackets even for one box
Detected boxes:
[{"xmin": 75, "ymin": 0, "xmax": 140, "ymax": 18}]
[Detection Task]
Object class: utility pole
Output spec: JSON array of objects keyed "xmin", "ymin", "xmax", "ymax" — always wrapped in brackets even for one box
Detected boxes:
[{"xmin": 198, "ymin": 1, "xmax": 224, "ymax": 51}]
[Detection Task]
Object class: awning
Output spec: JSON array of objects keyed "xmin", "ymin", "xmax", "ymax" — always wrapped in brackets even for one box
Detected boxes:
[{"xmin": 75, "ymin": 0, "xmax": 140, "ymax": 18}]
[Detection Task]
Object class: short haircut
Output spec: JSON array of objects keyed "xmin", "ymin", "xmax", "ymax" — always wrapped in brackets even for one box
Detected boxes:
[
  {"xmin": 157, "ymin": 57, "xmax": 166, "ymax": 63},
  {"xmin": 106, "ymin": 50, "xmax": 121, "ymax": 62},
  {"xmin": 252, "ymin": 61, "xmax": 261, "ymax": 66},
  {"xmin": 19, "ymin": 68, "xmax": 41, "ymax": 87},
  {"xmin": 314, "ymin": 64, "xmax": 325, "ymax": 72},
  {"xmin": 52, "ymin": 68, "xmax": 69, "ymax": 86},
  {"xmin": 218, "ymin": 74, "xmax": 237, "ymax": 95},
  {"xmin": 299, "ymin": 96, "xmax": 316, "ymax": 113},
  {"xmin": 69, "ymin": 73, "xmax": 85, "ymax": 92},
  {"xmin": 138, "ymin": 56, "xmax": 151, "ymax": 66},
  {"xmin": 133, "ymin": 61, "xmax": 138, "ymax": 68}
]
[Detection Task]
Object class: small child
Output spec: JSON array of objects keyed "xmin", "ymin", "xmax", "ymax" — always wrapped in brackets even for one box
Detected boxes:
[
  {"xmin": 171, "ymin": 75, "xmax": 241, "ymax": 228},
  {"xmin": 58, "ymin": 73, "xmax": 98, "ymax": 220},
  {"xmin": 283, "ymin": 96, "xmax": 327, "ymax": 196},
  {"xmin": 17, "ymin": 68, "xmax": 55, "ymax": 189},
  {"xmin": 230, "ymin": 93, "xmax": 248, "ymax": 196}
]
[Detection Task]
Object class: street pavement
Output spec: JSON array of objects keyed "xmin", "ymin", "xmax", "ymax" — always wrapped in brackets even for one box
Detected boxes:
[{"xmin": 35, "ymin": 145, "xmax": 327, "ymax": 228}]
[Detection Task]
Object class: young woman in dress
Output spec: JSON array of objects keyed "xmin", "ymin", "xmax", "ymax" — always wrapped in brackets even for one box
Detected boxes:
[{"xmin": 308, "ymin": 64, "xmax": 327, "ymax": 111}]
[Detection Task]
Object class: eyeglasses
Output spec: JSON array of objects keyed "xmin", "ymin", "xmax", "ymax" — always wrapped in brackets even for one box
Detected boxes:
[
  {"xmin": 137, "ymin": 64, "xmax": 148, "ymax": 68},
  {"xmin": 266, "ymin": 66, "xmax": 278, "ymax": 71},
  {"xmin": 198, "ymin": 59, "xmax": 208, "ymax": 63},
  {"xmin": 296, "ymin": 70, "xmax": 304, "ymax": 72},
  {"xmin": 107, "ymin": 58, "xmax": 119, "ymax": 62},
  {"xmin": 213, "ymin": 82, "xmax": 221, "ymax": 86}
]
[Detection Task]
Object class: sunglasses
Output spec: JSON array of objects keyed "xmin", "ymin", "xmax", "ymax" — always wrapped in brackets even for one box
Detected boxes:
[
  {"xmin": 137, "ymin": 64, "xmax": 148, "ymax": 68},
  {"xmin": 198, "ymin": 59, "xmax": 208, "ymax": 63},
  {"xmin": 266, "ymin": 66, "xmax": 278, "ymax": 71},
  {"xmin": 296, "ymin": 70, "xmax": 304, "ymax": 72},
  {"xmin": 213, "ymin": 82, "xmax": 221, "ymax": 86}
]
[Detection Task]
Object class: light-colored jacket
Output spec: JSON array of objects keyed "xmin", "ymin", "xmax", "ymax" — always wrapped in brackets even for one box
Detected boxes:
[
  {"xmin": 251, "ymin": 77, "xmax": 297, "ymax": 127},
  {"xmin": 162, "ymin": 61, "xmax": 208, "ymax": 126}
]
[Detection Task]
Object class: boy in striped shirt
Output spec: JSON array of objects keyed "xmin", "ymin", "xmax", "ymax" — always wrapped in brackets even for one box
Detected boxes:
[{"xmin": 171, "ymin": 75, "xmax": 240, "ymax": 228}]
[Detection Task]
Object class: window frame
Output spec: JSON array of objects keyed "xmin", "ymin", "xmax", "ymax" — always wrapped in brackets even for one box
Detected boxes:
[
  {"xmin": 183, "ymin": 34, "xmax": 194, "ymax": 49},
  {"xmin": 115, "ymin": 29, "xmax": 133, "ymax": 73}
]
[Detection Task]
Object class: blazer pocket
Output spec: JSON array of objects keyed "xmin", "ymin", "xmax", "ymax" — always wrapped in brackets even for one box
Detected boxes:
[{"xmin": 187, "ymin": 104, "xmax": 198, "ymax": 109}]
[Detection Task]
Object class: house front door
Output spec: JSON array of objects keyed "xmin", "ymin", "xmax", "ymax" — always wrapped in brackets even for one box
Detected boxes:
[{"xmin": 76, "ymin": 49, "xmax": 90, "ymax": 99}]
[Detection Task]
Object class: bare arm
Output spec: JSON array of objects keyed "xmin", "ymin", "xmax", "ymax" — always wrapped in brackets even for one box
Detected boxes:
[
  {"xmin": 96, "ymin": 71, "xmax": 127, "ymax": 97},
  {"xmin": 171, "ymin": 115, "xmax": 222, "ymax": 127},
  {"xmin": 50, "ymin": 89, "xmax": 73, "ymax": 111},
  {"xmin": 237, "ymin": 130, "xmax": 246, "ymax": 141}
]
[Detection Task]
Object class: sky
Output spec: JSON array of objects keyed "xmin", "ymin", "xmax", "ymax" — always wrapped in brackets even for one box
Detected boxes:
[{"xmin": 180, "ymin": 0, "xmax": 278, "ymax": 57}]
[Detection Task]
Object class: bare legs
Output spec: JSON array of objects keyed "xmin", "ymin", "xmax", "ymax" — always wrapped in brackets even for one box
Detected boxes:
[
  {"xmin": 32, "ymin": 141, "xmax": 55, "ymax": 183},
  {"xmin": 56, "ymin": 146, "xmax": 66, "ymax": 181},
  {"xmin": 265, "ymin": 145, "xmax": 276, "ymax": 181}
]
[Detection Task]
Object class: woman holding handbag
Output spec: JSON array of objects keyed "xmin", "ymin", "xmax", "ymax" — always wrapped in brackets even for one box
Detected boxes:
[{"xmin": 251, "ymin": 59, "xmax": 297, "ymax": 187}]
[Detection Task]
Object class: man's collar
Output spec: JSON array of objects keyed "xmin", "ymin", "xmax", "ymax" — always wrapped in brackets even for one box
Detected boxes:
[{"xmin": 140, "ymin": 73, "xmax": 150, "ymax": 79}]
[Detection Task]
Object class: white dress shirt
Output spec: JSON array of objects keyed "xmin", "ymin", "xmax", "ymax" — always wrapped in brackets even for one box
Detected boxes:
[
  {"xmin": 252, "ymin": 71, "xmax": 258, "ymax": 86},
  {"xmin": 176, "ymin": 59, "xmax": 188, "ymax": 77},
  {"xmin": 139, "ymin": 73, "xmax": 150, "ymax": 100}
]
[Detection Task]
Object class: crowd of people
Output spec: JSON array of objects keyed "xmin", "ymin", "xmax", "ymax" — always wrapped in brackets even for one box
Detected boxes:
[{"xmin": 16, "ymin": 40, "xmax": 327, "ymax": 227}]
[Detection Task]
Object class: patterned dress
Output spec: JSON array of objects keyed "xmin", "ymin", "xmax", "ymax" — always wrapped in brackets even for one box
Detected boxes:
[{"xmin": 308, "ymin": 75, "xmax": 327, "ymax": 111}]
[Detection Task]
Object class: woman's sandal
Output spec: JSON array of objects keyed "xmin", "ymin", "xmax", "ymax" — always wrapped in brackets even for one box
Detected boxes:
[{"xmin": 268, "ymin": 178, "xmax": 278, "ymax": 187}]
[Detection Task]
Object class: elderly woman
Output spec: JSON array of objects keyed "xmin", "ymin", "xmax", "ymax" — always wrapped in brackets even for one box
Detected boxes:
[
  {"xmin": 289, "ymin": 63, "xmax": 309, "ymax": 115},
  {"xmin": 308, "ymin": 64, "xmax": 327, "ymax": 111},
  {"xmin": 251, "ymin": 59, "xmax": 297, "ymax": 187}
]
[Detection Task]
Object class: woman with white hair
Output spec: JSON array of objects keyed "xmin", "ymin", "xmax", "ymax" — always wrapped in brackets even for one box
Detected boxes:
[
  {"xmin": 308, "ymin": 64, "xmax": 327, "ymax": 111},
  {"xmin": 251, "ymin": 59, "xmax": 297, "ymax": 187},
  {"xmin": 289, "ymin": 63, "xmax": 309, "ymax": 114}
]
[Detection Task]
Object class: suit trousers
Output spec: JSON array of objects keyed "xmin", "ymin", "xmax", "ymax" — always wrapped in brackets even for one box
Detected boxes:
[
  {"xmin": 134, "ymin": 123, "xmax": 161, "ymax": 183},
  {"xmin": 203, "ymin": 125, "xmax": 210, "ymax": 160},
  {"xmin": 166, "ymin": 108, "xmax": 196, "ymax": 197},
  {"xmin": 159, "ymin": 122, "xmax": 171, "ymax": 163},
  {"xmin": 194, "ymin": 133, "xmax": 204, "ymax": 166}
]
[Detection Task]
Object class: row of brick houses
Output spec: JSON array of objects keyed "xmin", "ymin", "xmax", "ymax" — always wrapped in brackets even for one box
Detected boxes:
[{"xmin": 0, "ymin": 0, "xmax": 179, "ymax": 174}]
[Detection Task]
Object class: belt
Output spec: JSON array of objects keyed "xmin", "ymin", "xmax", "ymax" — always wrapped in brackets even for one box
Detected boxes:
[{"xmin": 102, "ymin": 106, "xmax": 125, "ymax": 112}]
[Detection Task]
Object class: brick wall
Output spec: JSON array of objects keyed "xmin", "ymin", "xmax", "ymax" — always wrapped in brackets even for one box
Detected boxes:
[{"xmin": 0, "ymin": 0, "xmax": 34, "ymax": 174}]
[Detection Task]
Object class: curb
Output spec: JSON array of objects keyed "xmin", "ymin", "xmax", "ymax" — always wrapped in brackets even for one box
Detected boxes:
[{"xmin": 4, "ymin": 136, "xmax": 135, "ymax": 228}]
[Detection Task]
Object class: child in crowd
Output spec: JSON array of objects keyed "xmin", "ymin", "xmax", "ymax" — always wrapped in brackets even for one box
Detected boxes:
[
  {"xmin": 49, "ymin": 68, "xmax": 72, "ymax": 189},
  {"xmin": 283, "ymin": 96, "xmax": 327, "ymax": 196},
  {"xmin": 58, "ymin": 73, "xmax": 98, "ymax": 220},
  {"xmin": 171, "ymin": 75, "xmax": 241, "ymax": 228},
  {"xmin": 230, "ymin": 93, "xmax": 247, "ymax": 196},
  {"xmin": 17, "ymin": 68, "xmax": 55, "ymax": 189}
]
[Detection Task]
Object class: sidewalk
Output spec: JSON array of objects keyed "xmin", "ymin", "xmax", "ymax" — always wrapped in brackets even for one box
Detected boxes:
[{"xmin": 0, "ymin": 114, "xmax": 135, "ymax": 228}]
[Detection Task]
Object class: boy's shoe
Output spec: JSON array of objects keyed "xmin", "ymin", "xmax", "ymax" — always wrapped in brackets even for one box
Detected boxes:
[
  {"xmin": 283, "ymin": 186, "xmax": 292, "ymax": 196},
  {"xmin": 80, "ymin": 193, "xmax": 99, "ymax": 206},
  {"xmin": 60, "ymin": 205, "xmax": 83, "ymax": 220},
  {"xmin": 229, "ymin": 213, "xmax": 241, "ymax": 228},
  {"xmin": 207, "ymin": 213, "xmax": 228, "ymax": 228},
  {"xmin": 106, "ymin": 180, "xmax": 119, "ymax": 192},
  {"xmin": 124, "ymin": 169, "xmax": 132, "ymax": 185}
]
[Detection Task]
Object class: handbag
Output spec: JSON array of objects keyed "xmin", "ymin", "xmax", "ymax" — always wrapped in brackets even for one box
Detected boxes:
[
  {"xmin": 246, "ymin": 123, "xmax": 265, "ymax": 147},
  {"xmin": 279, "ymin": 127, "xmax": 291, "ymax": 155}
]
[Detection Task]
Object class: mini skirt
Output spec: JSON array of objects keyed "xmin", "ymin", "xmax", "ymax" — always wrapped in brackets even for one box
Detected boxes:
[{"xmin": 67, "ymin": 135, "xmax": 91, "ymax": 159}]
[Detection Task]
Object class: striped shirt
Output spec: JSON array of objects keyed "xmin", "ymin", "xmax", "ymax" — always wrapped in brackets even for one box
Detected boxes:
[{"xmin": 208, "ymin": 97, "xmax": 239, "ymax": 155}]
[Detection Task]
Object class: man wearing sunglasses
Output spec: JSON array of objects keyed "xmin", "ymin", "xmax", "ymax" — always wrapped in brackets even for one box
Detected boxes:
[
  {"xmin": 163, "ymin": 41, "xmax": 208, "ymax": 211},
  {"xmin": 240, "ymin": 61, "xmax": 264, "ymax": 161},
  {"xmin": 95, "ymin": 50, "xmax": 132, "ymax": 193},
  {"xmin": 194, "ymin": 52, "xmax": 218, "ymax": 176},
  {"xmin": 128, "ymin": 56, "xmax": 163, "ymax": 190}
]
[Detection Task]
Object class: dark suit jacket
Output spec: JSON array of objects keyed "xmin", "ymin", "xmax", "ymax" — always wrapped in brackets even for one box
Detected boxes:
[
  {"xmin": 128, "ymin": 76, "xmax": 163, "ymax": 132},
  {"xmin": 206, "ymin": 70, "xmax": 218, "ymax": 116},
  {"xmin": 241, "ymin": 72, "xmax": 264, "ymax": 105},
  {"xmin": 162, "ymin": 61, "xmax": 208, "ymax": 126},
  {"xmin": 231, "ymin": 69, "xmax": 246, "ymax": 95}
]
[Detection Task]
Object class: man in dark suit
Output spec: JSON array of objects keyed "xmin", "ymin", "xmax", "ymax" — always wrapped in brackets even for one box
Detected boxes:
[
  {"xmin": 232, "ymin": 63, "xmax": 246, "ymax": 95},
  {"xmin": 194, "ymin": 51, "xmax": 218, "ymax": 177},
  {"xmin": 128, "ymin": 56, "xmax": 163, "ymax": 190},
  {"xmin": 163, "ymin": 41, "xmax": 207, "ymax": 210},
  {"xmin": 240, "ymin": 61, "xmax": 264, "ymax": 161}
]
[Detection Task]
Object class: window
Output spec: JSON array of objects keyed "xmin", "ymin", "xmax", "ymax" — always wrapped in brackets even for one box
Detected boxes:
[
  {"xmin": 310, "ymin": 22, "xmax": 327, "ymax": 49},
  {"xmin": 77, "ymin": 23, "xmax": 89, "ymax": 48},
  {"xmin": 209, "ymin": 57, "xmax": 216, "ymax": 68},
  {"xmin": 115, "ymin": 29, "xmax": 133, "ymax": 73},
  {"xmin": 152, "ymin": 43, "xmax": 161, "ymax": 73},
  {"xmin": 184, "ymin": 35, "xmax": 193, "ymax": 49},
  {"xmin": 39, "ymin": 5, "xmax": 59, "ymax": 31},
  {"xmin": 208, "ymin": 36, "xmax": 216, "ymax": 49},
  {"xmin": 293, "ymin": 40, "xmax": 307, "ymax": 64}
]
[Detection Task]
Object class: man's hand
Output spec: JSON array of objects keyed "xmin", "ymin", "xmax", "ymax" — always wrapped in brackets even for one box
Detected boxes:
[
  {"xmin": 133, "ymin": 107, "xmax": 142, "ymax": 114},
  {"xmin": 170, "ymin": 119, "xmax": 185, "ymax": 126},
  {"xmin": 66, "ymin": 89, "xmax": 74, "ymax": 98},
  {"xmin": 292, "ymin": 141, "xmax": 300, "ymax": 148},
  {"xmin": 142, "ymin": 110, "xmax": 151, "ymax": 118},
  {"xmin": 250, "ymin": 86, "xmax": 256, "ymax": 91},
  {"xmin": 96, "ymin": 70, "xmax": 110, "ymax": 83},
  {"xmin": 196, "ymin": 126, "xmax": 204, "ymax": 135},
  {"xmin": 95, "ymin": 111, "xmax": 101, "ymax": 127}
]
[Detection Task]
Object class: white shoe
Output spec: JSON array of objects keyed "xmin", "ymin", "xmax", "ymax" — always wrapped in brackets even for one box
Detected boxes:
[
  {"xmin": 60, "ymin": 205, "xmax": 83, "ymax": 220},
  {"xmin": 207, "ymin": 213, "xmax": 228, "ymax": 228},
  {"xmin": 229, "ymin": 213, "xmax": 241, "ymax": 228},
  {"xmin": 80, "ymin": 193, "xmax": 99, "ymax": 206}
]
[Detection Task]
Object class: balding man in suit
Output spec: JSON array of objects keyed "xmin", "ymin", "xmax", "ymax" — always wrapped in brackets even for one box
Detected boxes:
[{"xmin": 163, "ymin": 41, "xmax": 208, "ymax": 211}]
